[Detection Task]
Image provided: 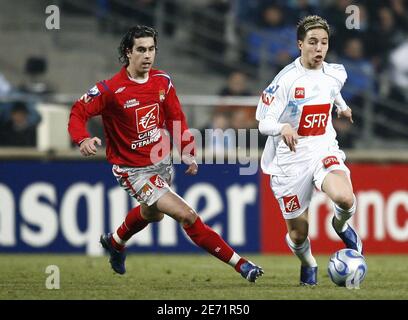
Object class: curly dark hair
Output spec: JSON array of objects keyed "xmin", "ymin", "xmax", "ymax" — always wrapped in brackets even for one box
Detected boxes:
[
  {"xmin": 118, "ymin": 25, "xmax": 158, "ymax": 66},
  {"xmin": 297, "ymin": 15, "xmax": 330, "ymax": 41}
]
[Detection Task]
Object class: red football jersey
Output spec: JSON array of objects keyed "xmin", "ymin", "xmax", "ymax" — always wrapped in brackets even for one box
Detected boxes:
[{"xmin": 68, "ymin": 67, "xmax": 195, "ymax": 167}]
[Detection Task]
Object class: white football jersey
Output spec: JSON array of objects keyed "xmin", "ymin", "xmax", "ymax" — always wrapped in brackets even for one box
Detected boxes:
[{"xmin": 256, "ymin": 57, "xmax": 349, "ymax": 176}]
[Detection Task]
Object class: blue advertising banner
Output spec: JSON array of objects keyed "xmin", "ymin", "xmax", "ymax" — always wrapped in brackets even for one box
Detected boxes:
[{"xmin": 0, "ymin": 161, "xmax": 260, "ymax": 255}]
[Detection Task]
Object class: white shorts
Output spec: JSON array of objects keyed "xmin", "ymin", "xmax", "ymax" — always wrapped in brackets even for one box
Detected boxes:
[
  {"xmin": 270, "ymin": 151, "xmax": 351, "ymax": 220},
  {"xmin": 112, "ymin": 156, "xmax": 174, "ymax": 206}
]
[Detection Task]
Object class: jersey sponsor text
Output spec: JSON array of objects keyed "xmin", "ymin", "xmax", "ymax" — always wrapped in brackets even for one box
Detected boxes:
[{"xmin": 298, "ymin": 103, "xmax": 330, "ymax": 136}]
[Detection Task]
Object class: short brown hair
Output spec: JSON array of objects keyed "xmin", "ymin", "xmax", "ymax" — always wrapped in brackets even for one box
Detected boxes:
[{"xmin": 297, "ymin": 15, "xmax": 330, "ymax": 41}]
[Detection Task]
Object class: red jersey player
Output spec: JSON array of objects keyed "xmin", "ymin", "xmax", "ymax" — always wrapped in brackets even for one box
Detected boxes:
[{"xmin": 68, "ymin": 25, "xmax": 263, "ymax": 282}]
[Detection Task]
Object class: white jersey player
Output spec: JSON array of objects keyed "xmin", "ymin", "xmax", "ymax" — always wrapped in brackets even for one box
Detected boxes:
[{"xmin": 256, "ymin": 15, "xmax": 363, "ymax": 286}]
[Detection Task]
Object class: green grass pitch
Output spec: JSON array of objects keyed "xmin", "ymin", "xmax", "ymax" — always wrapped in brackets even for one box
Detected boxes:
[{"xmin": 1, "ymin": 254, "xmax": 408, "ymax": 300}]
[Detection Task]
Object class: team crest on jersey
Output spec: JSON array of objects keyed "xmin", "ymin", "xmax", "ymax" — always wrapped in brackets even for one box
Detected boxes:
[
  {"xmin": 136, "ymin": 103, "xmax": 159, "ymax": 133},
  {"xmin": 149, "ymin": 174, "xmax": 167, "ymax": 188},
  {"xmin": 262, "ymin": 92, "xmax": 275, "ymax": 106},
  {"xmin": 266, "ymin": 84, "xmax": 279, "ymax": 94},
  {"xmin": 295, "ymin": 87, "xmax": 305, "ymax": 99},
  {"xmin": 159, "ymin": 89, "xmax": 165, "ymax": 102},
  {"xmin": 262, "ymin": 84, "xmax": 279, "ymax": 106},
  {"xmin": 136, "ymin": 182, "xmax": 154, "ymax": 203},
  {"xmin": 283, "ymin": 195, "xmax": 300, "ymax": 213},
  {"xmin": 79, "ymin": 85, "xmax": 100, "ymax": 103}
]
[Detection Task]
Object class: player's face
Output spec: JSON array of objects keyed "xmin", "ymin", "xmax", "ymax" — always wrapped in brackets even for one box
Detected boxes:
[
  {"xmin": 127, "ymin": 37, "xmax": 156, "ymax": 78},
  {"xmin": 298, "ymin": 28, "xmax": 328, "ymax": 69}
]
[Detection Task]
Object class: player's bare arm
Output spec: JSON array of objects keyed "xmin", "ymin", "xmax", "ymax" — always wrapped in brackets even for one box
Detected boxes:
[
  {"xmin": 79, "ymin": 137, "xmax": 102, "ymax": 156},
  {"xmin": 337, "ymin": 107, "xmax": 354, "ymax": 123},
  {"xmin": 281, "ymin": 124, "xmax": 299, "ymax": 152}
]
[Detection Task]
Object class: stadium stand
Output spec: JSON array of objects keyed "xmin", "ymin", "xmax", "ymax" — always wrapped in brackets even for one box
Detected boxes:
[{"xmin": 0, "ymin": 0, "xmax": 407, "ymax": 149}]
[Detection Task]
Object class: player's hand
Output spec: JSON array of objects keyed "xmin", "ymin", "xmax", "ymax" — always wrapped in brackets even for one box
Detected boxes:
[
  {"xmin": 281, "ymin": 124, "xmax": 299, "ymax": 152},
  {"xmin": 182, "ymin": 154, "xmax": 198, "ymax": 175},
  {"xmin": 337, "ymin": 107, "xmax": 354, "ymax": 123},
  {"xmin": 79, "ymin": 137, "xmax": 102, "ymax": 156}
]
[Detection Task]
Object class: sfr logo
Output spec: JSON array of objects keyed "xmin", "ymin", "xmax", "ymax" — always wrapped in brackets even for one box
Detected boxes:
[
  {"xmin": 295, "ymin": 87, "xmax": 305, "ymax": 99},
  {"xmin": 323, "ymin": 156, "xmax": 340, "ymax": 168},
  {"xmin": 298, "ymin": 103, "xmax": 330, "ymax": 136},
  {"xmin": 304, "ymin": 113, "xmax": 327, "ymax": 128}
]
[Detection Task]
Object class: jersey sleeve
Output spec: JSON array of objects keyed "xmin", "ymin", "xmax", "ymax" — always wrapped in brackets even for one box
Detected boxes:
[
  {"xmin": 256, "ymin": 79, "xmax": 289, "ymax": 136},
  {"xmin": 334, "ymin": 91, "xmax": 349, "ymax": 112},
  {"xmin": 163, "ymin": 84, "xmax": 196, "ymax": 157},
  {"xmin": 326, "ymin": 63, "xmax": 348, "ymax": 88},
  {"xmin": 67, "ymin": 82, "xmax": 108, "ymax": 145}
]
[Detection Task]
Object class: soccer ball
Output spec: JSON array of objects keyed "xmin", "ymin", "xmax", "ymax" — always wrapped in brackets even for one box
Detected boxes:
[{"xmin": 328, "ymin": 249, "xmax": 367, "ymax": 288}]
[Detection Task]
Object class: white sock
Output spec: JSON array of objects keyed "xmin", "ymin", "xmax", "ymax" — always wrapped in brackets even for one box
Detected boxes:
[
  {"xmin": 285, "ymin": 234, "xmax": 317, "ymax": 267},
  {"xmin": 113, "ymin": 232, "xmax": 126, "ymax": 246},
  {"xmin": 333, "ymin": 195, "xmax": 356, "ymax": 233},
  {"xmin": 228, "ymin": 252, "xmax": 242, "ymax": 268}
]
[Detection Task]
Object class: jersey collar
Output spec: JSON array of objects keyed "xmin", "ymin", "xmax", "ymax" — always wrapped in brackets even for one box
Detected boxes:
[
  {"xmin": 120, "ymin": 67, "xmax": 150, "ymax": 84},
  {"xmin": 295, "ymin": 57, "xmax": 326, "ymax": 74}
]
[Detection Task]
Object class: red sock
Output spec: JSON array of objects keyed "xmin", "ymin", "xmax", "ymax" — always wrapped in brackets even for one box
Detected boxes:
[
  {"xmin": 184, "ymin": 217, "xmax": 241, "ymax": 266},
  {"xmin": 111, "ymin": 206, "xmax": 149, "ymax": 251}
]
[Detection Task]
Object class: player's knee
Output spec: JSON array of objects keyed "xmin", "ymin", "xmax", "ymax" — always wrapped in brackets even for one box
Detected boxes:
[
  {"xmin": 149, "ymin": 212, "xmax": 164, "ymax": 222},
  {"xmin": 289, "ymin": 230, "xmax": 308, "ymax": 245},
  {"xmin": 333, "ymin": 193, "xmax": 354, "ymax": 210},
  {"xmin": 179, "ymin": 208, "xmax": 198, "ymax": 226},
  {"xmin": 141, "ymin": 206, "xmax": 164, "ymax": 222}
]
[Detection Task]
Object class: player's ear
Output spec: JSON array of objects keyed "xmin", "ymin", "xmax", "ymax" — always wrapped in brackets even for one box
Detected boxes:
[{"xmin": 297, "ymin": 40, "xmax": 303, "ymax": 50}]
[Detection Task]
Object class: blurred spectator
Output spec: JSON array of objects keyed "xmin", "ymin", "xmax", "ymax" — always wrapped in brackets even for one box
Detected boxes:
[
  {"xmin": 0, "ymin": 72, "xmax": 12, "ymax": 96},
  {"xmin": 162, "ymin": 0, "xmax": 179, "ymax": 37},
  {"xmin": 389, "ymin": 40, "xmax": 408, "ymax": 103},
  {"xmin": 110, "ymin": 0, "xmax": 157, "ymax": 34},
  {"xmin": 19, "ymin": 56, "xmax": 53, "ymax": 95},
  {"xmin": 235, "ymin": 0, "xmax": 264, "ymax": 25},
  {"xmin": 287, "ymin": 0, "xmax": 321, "ymax": 24},
  {"xmin": 216, "ymin": 71, "xmax": 255, "ymax": 130},
  {"xmin": 339, "ymin": 37, "xmax": 375, "ymax": 132},
  {"xmin": 216, "ymin": 71, "xmax": 268, "ymax": 149},
  {"xmin": 246, "ymin": 5, "xmax": 298, "ymax": 70},
  {"xmin": 367, "ymin": 6, "xmax": 405, "ymax": 71},
  {"xmin": 339, "ymin": 37, "xmax": 375, "ymax": 103},
  {"xmin": 192, "ymin": 0, "xmax": 230, "ymax": 69},
  {"xmin": 0, "ymin": 101, "xmax": 40, "ymax": 147},
  {"xmin": 219, "ymin": 70, "xmax": 252, "ymax": 96},
  {"xmin": 96, "ymin": 0, "xmax": 111, "ymax": 32},
  {"xmin": 231, "ymin": 108, "xmax": 251, "ymax": 130},
  {"xmin": 201, "ymin": 110, "xmax": 236, "ymax": 152},
  {"xmin": 375, "ymin": 39, "xmax": 408, "ymax": 139},
  {"xmin": 323, "ymin": 0, "xmax": 354, "ymax": 56},
  {"xmin": 0, "ymin": 99, "xmax": 41, "ymax": 129},
  {"xmin": 336, "ymin": 4, "xmax": 372, "ymax": 59},
  {"xmin": 131, "ymin": 0, "xmax": 157, "ymax": 28},
  {"xmin": 201, "ymin": 70, "xmax": 259, "ymax": 150},
  {"xmin": 390, "ymin": 0, "xmax": 408, "ymax": 31}
]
